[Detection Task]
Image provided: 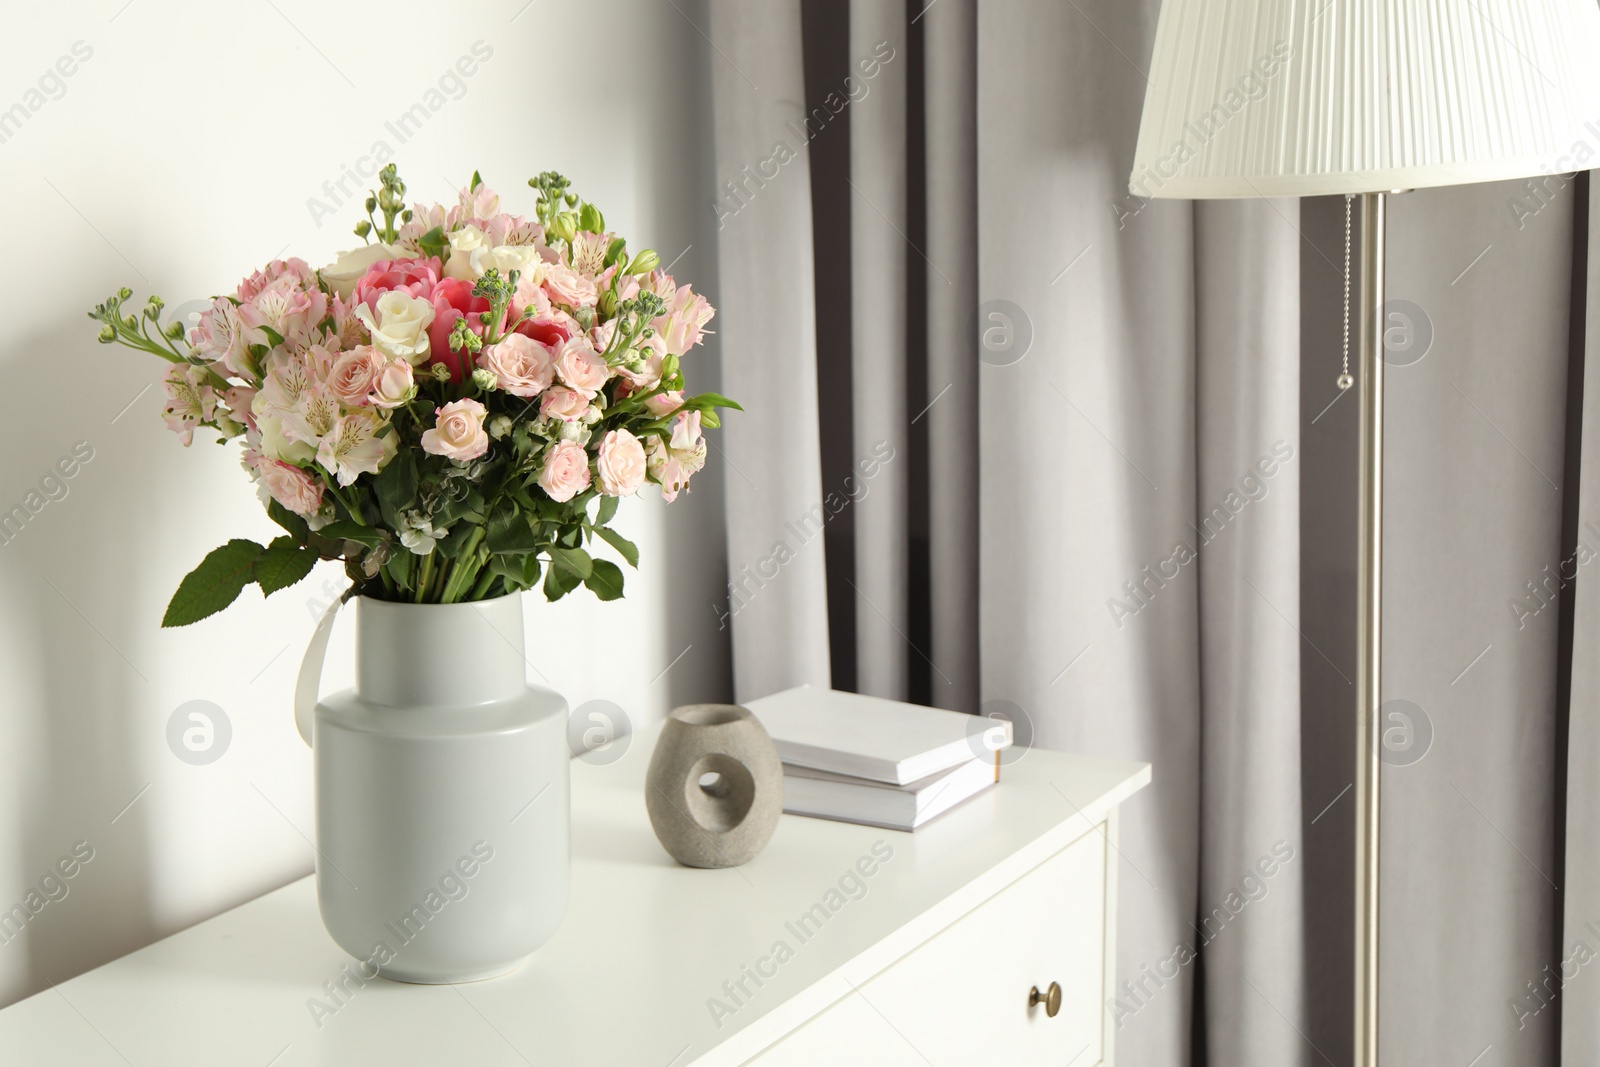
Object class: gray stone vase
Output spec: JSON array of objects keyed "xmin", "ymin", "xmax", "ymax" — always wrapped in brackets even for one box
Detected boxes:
[{"xmin": 645, "ymin": 704, "xmax": 783, "ymax": 868}]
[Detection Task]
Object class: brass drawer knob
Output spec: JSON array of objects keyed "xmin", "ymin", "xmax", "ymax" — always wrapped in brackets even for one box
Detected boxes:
[{"xmin": 1028, "ymin": 981, "xmax": 1062, "ymax": 1018}]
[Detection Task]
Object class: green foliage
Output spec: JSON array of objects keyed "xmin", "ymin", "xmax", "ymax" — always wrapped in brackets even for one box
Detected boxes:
[
  {"xmin": 162, "ymin": 533, "xmax": 328, "ymax": 626},
  {"xmin": 585, "ymin": 559, "xmax": 625, "ymax": 601},
  {"xmin": 256, "ymin": 537, "xmax": 318, "ymax": 595},
  {"xmin": 589, "ymin": 525, "xmax": 639, "ymax": 568}
]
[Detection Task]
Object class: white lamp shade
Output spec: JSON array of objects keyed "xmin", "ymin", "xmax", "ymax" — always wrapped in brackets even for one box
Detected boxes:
[{"xmin": 1130, "ymin": 0, "xmax": 1600, "ymax": 198}]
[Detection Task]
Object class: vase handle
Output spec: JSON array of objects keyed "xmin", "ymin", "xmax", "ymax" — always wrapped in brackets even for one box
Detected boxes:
[{"xmin": 295, "ymin": 595, "xmax": 345, "ymax": 748}]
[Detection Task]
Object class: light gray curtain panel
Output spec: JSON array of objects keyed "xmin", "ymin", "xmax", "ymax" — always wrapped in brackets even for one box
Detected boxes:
[{"xmin": 707, "ymin": 1, "xmax": 1600, "ymax": 1064}]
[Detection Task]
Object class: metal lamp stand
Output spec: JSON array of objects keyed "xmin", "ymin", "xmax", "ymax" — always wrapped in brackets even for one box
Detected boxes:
[{"xmin": 1353, "ymin": 190, "xmax": 1385, "ymax": 1067}]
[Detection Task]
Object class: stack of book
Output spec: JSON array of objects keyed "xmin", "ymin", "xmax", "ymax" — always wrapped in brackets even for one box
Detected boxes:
[{"xmin": 744, "ymin": 685, "xmax": 1013, "ymax": 832}]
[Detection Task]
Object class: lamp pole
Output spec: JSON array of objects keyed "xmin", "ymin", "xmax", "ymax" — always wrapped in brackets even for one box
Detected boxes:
[{"xmin": 1353, "ymin": 190, "xmax": 1386, "ymax": 1067}]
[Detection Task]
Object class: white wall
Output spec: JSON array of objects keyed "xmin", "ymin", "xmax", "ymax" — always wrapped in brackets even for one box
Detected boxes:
[{"xmin": 0, "ymin": 0, "xmax": 730, "ymax": 1007}]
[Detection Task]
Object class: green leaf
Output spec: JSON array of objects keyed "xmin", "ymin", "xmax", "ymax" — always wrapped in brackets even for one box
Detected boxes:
[
  {"xmin": 593, "ymin": 495, "xmax": 619, "ymax": 526},
  {"xmin": 373, "ymin": 455, "xmax": 417, "ymax": 528},
  {"xmin": 417, "ymin": 226, "xmax": 449, "ymax": 260},
  {"xmin": 549, "ymin": 545, "xmax": 593, "ymax": 580},
  {"xmin": 543, "ymin": 556, "xmax": 581, "ymax": 601},
  {"xmin": 590, "ymin": 525, "xmax": 639, "ymax": 568},
  {"xmin": 162, "ymin": 540, "xmax": 266, "ymax": 627},
  {"xmin": 486, "ymin": 510, "xmax": 541, "ymax": 554},
  {"xmin": 266, "ymin": 500, "xmax": 310, "ymax": 541},
  {"xmin": 384, "ymin": 550, "xmax": 414, "ymax": 589},
  {"xmin": 255, "ymin": 537, "xmax": 318, "ymax": 596},
  {"xmin": 687, "ymin": 392, "xmax": 743, "ymax": 412},
  {"xmin": 585, "ymin": 560, "xmax": 625, "ymax": 601},
  {"xmin": 318, "ymin": 520, "xmax": 386, "ymax": 548}
]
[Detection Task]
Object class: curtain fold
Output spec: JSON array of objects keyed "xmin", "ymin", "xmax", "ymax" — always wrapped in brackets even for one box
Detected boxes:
[
  {"xmin": 921, "ymin": 0, "xmax": 981, "ymax": 714},
  {"xmin": 1194, "ymin": 198, "xmax": 1308, "ymax": 1066},
  {"xmin": 848, "ymin": 0, "xmax": 911, "ymax": 701},
  {"xmin": 708, "ymin": 0, "xmax": 832, "ymax": 701}
]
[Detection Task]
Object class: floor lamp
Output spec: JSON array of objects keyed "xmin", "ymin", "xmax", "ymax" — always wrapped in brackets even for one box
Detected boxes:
[{"xmin": 1128, "ymin": 2, "xmax": 1600, "ymax": 1063}]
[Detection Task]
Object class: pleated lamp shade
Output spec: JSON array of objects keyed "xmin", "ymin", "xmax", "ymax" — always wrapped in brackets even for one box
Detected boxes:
[{"xmin": 1130, "ymin": 0, "xmax": 1600, "ymax": 198}]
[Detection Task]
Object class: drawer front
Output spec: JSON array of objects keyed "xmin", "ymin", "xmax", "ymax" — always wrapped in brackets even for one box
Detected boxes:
[{"xmin": 752, "ymin": 827, "xmax": 1110, "ymax": 1066}]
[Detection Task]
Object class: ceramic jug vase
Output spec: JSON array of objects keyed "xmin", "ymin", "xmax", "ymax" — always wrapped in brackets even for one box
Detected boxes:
[{"xmin": 296, "ymin": 593, "xmax": 570, "ymax": 983}]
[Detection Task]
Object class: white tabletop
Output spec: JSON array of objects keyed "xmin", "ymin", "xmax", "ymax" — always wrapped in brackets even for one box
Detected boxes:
[{"xmin": 0, "ymin": 726, "xmax": 1149, "ymax": 1066}]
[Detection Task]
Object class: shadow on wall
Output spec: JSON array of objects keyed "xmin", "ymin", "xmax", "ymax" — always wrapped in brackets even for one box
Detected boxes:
[{"xmin": 1, "ymin": 311, "xmax": 158, "ymax": 1003}]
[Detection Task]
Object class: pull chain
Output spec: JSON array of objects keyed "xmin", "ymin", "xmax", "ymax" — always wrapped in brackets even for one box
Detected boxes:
[{"xmin": 1338, "ymin": 195, "xmax": 1354, "ymax": 390}]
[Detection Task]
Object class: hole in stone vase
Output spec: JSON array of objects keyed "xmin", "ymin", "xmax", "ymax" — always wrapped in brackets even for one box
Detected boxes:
[{"xmin": 685, "ymin": 754, "xmax": 756, "ymax": 833}]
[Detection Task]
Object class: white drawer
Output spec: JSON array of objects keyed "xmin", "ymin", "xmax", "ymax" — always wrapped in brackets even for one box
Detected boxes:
[{"xmin": 752, "ymin": 825, "xmax": 1111, "ymax": 1066}]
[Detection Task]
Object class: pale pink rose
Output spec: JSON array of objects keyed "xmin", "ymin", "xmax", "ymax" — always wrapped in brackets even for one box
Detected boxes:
[
  {"xmin": 539, "ymin": 385, "xmax": 590, "ymax": 422},
  {"xmin": 616, "ymin": 344, "xmax": 664, "ymax": 391},
  {"xmin": 258, "ymin": 459, "xmax": 324, "ymax": 516},
  {"xmin": 543, "ymin": 262, "xmax": 598, "ymax": 307},
  {"xmin": 480, "ymin": 333, "xmax": 556, "ymax": 398},
  {"xmin": 555, "ymin": 336, "xmax": 609, "ymax": 397},
  {"xmin": 369, "ymin": 357, "xmax": 415, "ymax": 408},
  {"xmin": 538, "ymin": 440, "xmax": 591, "ymax": 503},
  {"xmin": 596, "ymin": 429, "xmax": 647, "ymax": 497},
  {"xmin": 327, "ymin": 346, "xmax": 381, "ymax": 407},
  {"xmin": 421, "ymin": 398, "xmax": 490, "ymax": 461},
  {"xmin": 644, "ymin": 390, "xmax": 684, "ymax": 417}
]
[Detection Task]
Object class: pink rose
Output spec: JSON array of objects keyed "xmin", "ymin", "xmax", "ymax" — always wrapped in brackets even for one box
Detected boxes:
[
  {"xmin": 538, "ymin": 440, "xmax": 591, "ymax": 503},
  {"xmin": 539, "ymin": 385, "xmax": 590, "ymax": 422},
  {"xmin": 555, "ymin": 337, "xmax": 609, "ymax": 397},
  {"xmin": 421, "ymin": 398, "xmax": 489, "ymax": 461},
  {"xmin": 480, "ymin": 334, "xmax": 556, "ymax": 398},
  {"xmin": 426, "ymin": 277, "xmax": 494, "ymax": 382},
  {"xmin": 644, "ymin": 390, "xmax": 684, "ymax": 417},
  {"xmin": 542, "ymin": 262, "xmax": 598, "ymax": 307},
  {"xmin": 355, "ymin": 256, "xmax": 442, "ymax": 310},
  {"xmin": 259, "ymin": 459, "xmax": 323, "ymax": 516},
  {"xmin": 327, "ymin": 346, "xmax": 381, "ymax": 407},
  {"xmin": 369, "ymin": 356, "xmax": 415, "ymax": 408},
  {"xmin": 512, "ymin": 314, "xmax": 572, "ymax": 350},
  {"xmin": 596, "ymin": 429, "xmax": 647, "ymax": 497}
]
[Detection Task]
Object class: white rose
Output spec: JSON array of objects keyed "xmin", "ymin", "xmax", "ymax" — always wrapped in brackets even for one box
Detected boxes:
[
  {"xmin": 476, "ymin": 243, "xmax": 546, "ymax": 284},
  {"xmin": 354, "ymin": 292, "xmax": 435, "ymax": 364},
  {"xmin": 320, "ymin": 243, "xmax": 398, "ymax": 299},
  {"xmin": 444, "ymin": 225, "xmax": 489, "ymax": 280}
]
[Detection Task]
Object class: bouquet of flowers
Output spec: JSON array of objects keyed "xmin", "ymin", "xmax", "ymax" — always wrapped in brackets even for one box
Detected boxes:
[{"xmin": 90, "ymin": 167, "xmax": 735, "ymax": 625}]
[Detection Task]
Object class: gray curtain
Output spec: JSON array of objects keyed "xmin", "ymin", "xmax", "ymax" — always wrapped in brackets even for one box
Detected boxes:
[{"xmin": 708, "ymin": 2, "xmax": 1597, "ymax": 1065}]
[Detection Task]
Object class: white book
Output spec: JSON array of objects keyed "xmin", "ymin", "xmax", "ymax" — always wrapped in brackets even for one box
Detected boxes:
[
  {"xmin": 782, "ymin": 759, "xmax": 997, "ymax": 832},
  {"xmin": 744, "ymin": 684, "xmax": 1011, "ymax": 785}
]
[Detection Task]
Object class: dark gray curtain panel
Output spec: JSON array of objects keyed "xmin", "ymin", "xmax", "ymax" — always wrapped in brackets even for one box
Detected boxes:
[{"xmin": 707, "ymin": 1, "xmax": 1599, "ymax": 1064}]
